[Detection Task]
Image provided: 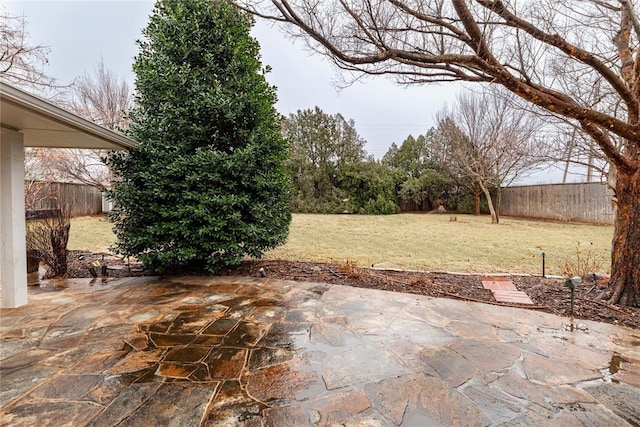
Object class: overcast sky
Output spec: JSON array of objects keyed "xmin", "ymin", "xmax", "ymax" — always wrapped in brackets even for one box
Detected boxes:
[{"xmin": 4, "ymin": 0, "xmax": 464, "ymax": 160}]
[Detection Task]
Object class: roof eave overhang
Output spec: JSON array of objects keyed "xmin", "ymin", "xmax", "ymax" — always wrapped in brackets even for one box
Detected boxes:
[{"xmin": 1, "ymin": 80, "xmax": 138, "ymax": 150}]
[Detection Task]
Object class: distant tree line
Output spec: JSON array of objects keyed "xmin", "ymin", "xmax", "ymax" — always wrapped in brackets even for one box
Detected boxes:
[{"xmin": 283, "ymin": 99, "xmax": 542, "ymax": 216}]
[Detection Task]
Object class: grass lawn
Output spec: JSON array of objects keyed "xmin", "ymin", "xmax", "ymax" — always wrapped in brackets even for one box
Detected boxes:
[
  {"xmin": 69, "ymin": 213, "xmax": 613, "ymax": 275},
  {"xmin": 68, "ymin": 215, "xmax": 117, "ymax": 254}
]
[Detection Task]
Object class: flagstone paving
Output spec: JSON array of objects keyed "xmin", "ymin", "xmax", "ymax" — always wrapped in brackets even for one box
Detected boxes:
[{"xmin": 1, "ymin": 275, "xmax": 639, "ymax": 426}]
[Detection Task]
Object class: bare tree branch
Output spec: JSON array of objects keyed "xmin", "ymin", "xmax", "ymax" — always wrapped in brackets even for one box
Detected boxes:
[{"xmin": 0, "ymin": 7, "xmax": 55, "ymax": 90}]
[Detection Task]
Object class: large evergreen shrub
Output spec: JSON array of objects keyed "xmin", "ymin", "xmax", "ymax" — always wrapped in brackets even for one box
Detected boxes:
[{"xmin": 107, "ymin": 0, "xmax": 290, "ymax": 273}]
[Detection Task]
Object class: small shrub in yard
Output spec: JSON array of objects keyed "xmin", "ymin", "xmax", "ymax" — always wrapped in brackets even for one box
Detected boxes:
[
  {"xmin": 25, "ymin": 206, "xmax": 71, "ymax": 278},
  {"xmin": 359, "ymin": 196, "xmax": 398, "ymax": 215},
  {"xmin": 338, "ymin": 260, "xmax": 363, "ymax": 279},
  {"xmin": 411, "ymin": 276, "xmax": 432, "ymax": 287},
  {"xmin": 562, "ymin": 242, "xmax": 607, "ymax": 278}
]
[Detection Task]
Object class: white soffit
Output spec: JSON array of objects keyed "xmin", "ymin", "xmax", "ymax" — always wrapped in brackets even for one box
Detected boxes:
[{"xmin": 1, "ymin": 81, "xmax": 137, "ymax": 150}]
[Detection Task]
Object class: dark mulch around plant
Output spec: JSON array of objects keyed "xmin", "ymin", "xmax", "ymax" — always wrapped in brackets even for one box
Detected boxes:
[{"xmin": 64, "ymin": 253, "xmax": 639, "ymax": 330}]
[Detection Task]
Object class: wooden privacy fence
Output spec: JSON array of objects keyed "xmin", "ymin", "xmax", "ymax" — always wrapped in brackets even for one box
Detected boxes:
[
  {"xmin": 24, "ymin": 181, "xmax": 103, "ymax": 217},
  {"xmin": 500, "ymin": 182, "xmax": 615, "ymax": 224}
]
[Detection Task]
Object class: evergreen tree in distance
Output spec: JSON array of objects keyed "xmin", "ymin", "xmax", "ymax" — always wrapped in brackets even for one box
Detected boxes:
[{"xmin": 107, "ymin": 0, "xmax": 290, "ymax": 273}]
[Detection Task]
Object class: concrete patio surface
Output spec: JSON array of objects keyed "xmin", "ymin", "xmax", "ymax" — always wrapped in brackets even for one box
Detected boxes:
[{"xmin": 1, "ymin": 275, "xmax": 639, "ymax": 426}]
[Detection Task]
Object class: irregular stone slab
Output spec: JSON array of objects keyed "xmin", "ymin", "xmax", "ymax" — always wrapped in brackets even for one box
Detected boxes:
[
  {"xmin": 420, "ymin": 348, "xmax": 478, "ymax": 388},
  {"xmin": 216, "ymin": 296, "xmax": 256, "ymax": 310},
  {"xmin": 365, "ymin": 374, "xmax": 418, "ymax": 425},
  {"xmin": 387, "ymin": 320, "xmax": 455, "ymax": 346},
  {"xmin": 446, "ymin": 320, "xmax": 497, "ymax": 340},
  {"xmin": 168, "ymin": 311, "xmax": 217, "ymax": 334},
  {"xmin": 583, "ymin": 382, "xmax": 640, "ymax": 425},
  {"xmin": 39, "ymin": 325, "xmax": 85, "ymax": 350},
  {"xmin": 339, "ymin": 408, "xmax": 392, "ymax": 427},
  {"xmin": 204, "ymin": 348, "xmax": 248, "ymax": 379},
  {"xmin": 502, "ymin": 410, "xmax": 555, "ymax": 426},
  {"xmin": 460, "ymin": 382, "xmax": 525, "ymax": 424},
  {"xmin": 523, "ymin": 352, "xmax": 601, "ymax": 386},
  {"xmin": 449, "ymin": 339, "xmax": 522, "ymax": 373},
  {"xmin": 259, "ymin": 322, "xmax": 310, "ymax": 350},
  {"xmin": 0, "ymin": 348, "xmax": 54, "ymax": 372},
  {"xmin": 193, "ymin": 335, "xmax": 224, "ymax": 346},
  {"xmin": 28, "ymin": 374, "xmax": 104, "ymax": 400},
  {"xmin": 201, "ymin": 318, "xmax": 239, "ymax": 336},
  {"xmin": 235, "ymin": 284, "xmax": 262, "ymax": 296},
  {"xmin": 107, "ymin": 349, "xmax": 164, "ymax": 375},
  {"xmin": 0, "ymin": 329, "xmax": 25, "ymax": 339},
  {"xmin": 285, "ymin": 309, "xmax": 318, "ymax": 323},
  {"xmin": 323, "ymin": 343, "xmax": 405, "ymax": 390},
  {"xmin": 249, "ymin": 347, "xmax": 295, "ymax": 370},
  {"xmin": 208, "ymin": 283, "xmax": 241, "ymax": 293},
  {"xmin": 164, "ymin": 346, "xmax": 211, "ymax": 363},
  {"xmin": 542, "ymin": 384, "xmax": 598, "ymax": 405},
  {"xmin": 99, "ymin": 383, "xmax": 213, "ymax": 427},
  {"xmin": 493, "ymin": 371, "xmax": 552, "ymax": 410},
  {"xmin": 263, "ymin": 406, "xmax": 310, "ymax": 427},
  {"xmin": 245, "ymin": 362, "xmax": 319, "ymax": 404},
  {"xmin": 0, "ymin": 337, "xmax": 40, "ymax": 361},
  {"xmin": 157, "ymin": 362, "xmax": 199, "ymax": 379},
  {"xmin": 84, "ymin": 375, "xmax": 134, "ymax": 406},
  {"xmin": 553, "ymin": 402, "xmax": 630, "ymax": 426},
  {"xmin": 619, "ymin": 370, "xmax": 640, "ymax": 388},
  {"xmin": 249, "ymin": 306, "xmax": 287, "ymax": 323},
  {"xmin": 1, "ymin": 401, "xmax": 102, "ymax": 427},
  {"xmin": 82, "ymin": 326, "xmax": 137, "ymax": 355},
  {"xmin": 223, "ymin": 321, "xmax": 266, "ymax": 347},
  {"xmin": 124, "ymin": 333, "xmax": 149, "ymax": 351},
  {"xmin": 366, "ymin": 373, "xmax": 490, "ymax": 426},
  {"xmin": 202, "ymin": 380, "xmax": 264, "ymax": 427},
  {"xmin": 0, "ymin": 365, "xmax": 58, "ymax": 407},
  {"xmin": 70, "ymin": 349, "xmax": 130, "ymax": 374},
  {"xmin": 149, "ymin": 333, "xmax": 196, "ymax": 347},
  {"xmin": 52, "ymin": 306, "xmax": 111, "ymax": 328},
  {"xmin": 312, "ymin": 390, "xmax": 371, "ymax": 425},
  {"xmin": 310, "ymin": 322, "xmax": 358, "ymax": 347},
  {"xmin": 180, "ymin": 296, "xmax": 206, "ymax": 305}
]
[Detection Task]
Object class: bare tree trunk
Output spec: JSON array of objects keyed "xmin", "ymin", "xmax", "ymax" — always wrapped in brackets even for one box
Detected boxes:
[
  {"xmin": 479, "ymin": 183, "xmax": 498, "ymax": 224},
  {"xmin": 474, "ymin": 184, "xmax": 481, "ymax": 216},
  {"xmin": 607, "ymin": 168, "xmax": 640, "ymax": 306},
  {"xmin": 495, "ymin": 186, "xmax": 502, "ymax": 224}
]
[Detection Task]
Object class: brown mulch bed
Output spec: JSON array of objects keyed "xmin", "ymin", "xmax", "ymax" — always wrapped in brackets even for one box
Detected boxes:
[{"xmin": 65, "ymin": 253, "xmax": 639, "ymax": 330}]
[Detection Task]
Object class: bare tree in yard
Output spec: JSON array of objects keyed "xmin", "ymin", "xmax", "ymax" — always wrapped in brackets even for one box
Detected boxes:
[
  {"xmin": 23, "ymin": 150, "xmax": 73, "ymax": 278},
  {"xmin": 25, "ymin": 201, "xmax": 72, "ymax": 278},
  {"xmin": 0, "ymin": 7, "xmax": 54, "ymax": 89},
  {"xmin": 54, "ymin": 61, "xmax": 133, "ymax": 191},
  {"xmin": 239, "ymin": 0, "xmax": 640, "ymax": 306},
  {"xmin": 437, "ymin": 89, "xmax": 544, "ymax": 224},
  {"xmin": 69, "ymin": 60, "xmax": 132, "ymax": 131}
]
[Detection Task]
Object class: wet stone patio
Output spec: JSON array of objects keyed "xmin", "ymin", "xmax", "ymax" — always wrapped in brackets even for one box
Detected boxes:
[{"xmin": 1, "ymin": 276, "xmax": 640, "ymax": 426}]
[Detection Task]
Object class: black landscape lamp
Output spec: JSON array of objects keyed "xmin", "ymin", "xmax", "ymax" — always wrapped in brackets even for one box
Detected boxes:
[{"xmin": 564, "ymin": 276, "xmax": 582, "ymax": 315}]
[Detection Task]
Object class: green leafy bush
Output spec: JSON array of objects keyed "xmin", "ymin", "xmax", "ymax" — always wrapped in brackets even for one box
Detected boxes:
[
  {"xmin": 107, "ymin": 0, "xmax": 290, "ymax": 273},
  {"xmin": 360, "ymin": 196, "xmax": 398, "ymax": 215}
]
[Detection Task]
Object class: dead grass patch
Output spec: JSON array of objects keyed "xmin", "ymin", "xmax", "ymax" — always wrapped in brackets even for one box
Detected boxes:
[
  {"xmin": 68, "ymin": 213, "xmax": 613, "ymax": 275},
  {"xmin": 264, "ymin": 213, "xmax": 612, "ymax": 275}
]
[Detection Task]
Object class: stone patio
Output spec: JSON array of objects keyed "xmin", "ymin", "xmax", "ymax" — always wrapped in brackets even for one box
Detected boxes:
[{"xmin": 1, "ymin": 275, "xmax": 639, "ymax": 426}]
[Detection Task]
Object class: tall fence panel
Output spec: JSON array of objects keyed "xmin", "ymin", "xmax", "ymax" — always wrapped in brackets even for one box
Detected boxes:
[
  {"xmin": 500, "ymin": 182, "xmax": 615, "ymax": 224},
  {"xmin": 24, "ymin": 181, "xmax": 103, "ymax": 217}
]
